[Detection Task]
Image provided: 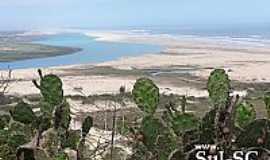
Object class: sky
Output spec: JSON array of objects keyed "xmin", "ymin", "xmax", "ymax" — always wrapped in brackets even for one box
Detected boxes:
[{"xmin": 1, "ymin": 0, "xmax": 270, "ymax": 31}]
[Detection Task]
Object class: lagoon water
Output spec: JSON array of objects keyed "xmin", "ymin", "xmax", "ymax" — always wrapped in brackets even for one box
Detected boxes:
[{"xmin": 0, "ymin": 33, "xmax": 162, "ymax": 69}]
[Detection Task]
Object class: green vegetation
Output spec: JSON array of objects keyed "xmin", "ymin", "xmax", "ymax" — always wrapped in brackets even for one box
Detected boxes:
[
  {"xmin": 132, "ymin": 78, "xmax": 159, "ymax": 115},
  {"xmin": 1, "ymin": 68, "xmax": 270, "ymax": 159}
]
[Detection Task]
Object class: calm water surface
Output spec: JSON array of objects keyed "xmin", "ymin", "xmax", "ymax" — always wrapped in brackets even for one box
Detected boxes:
[{"xmin": 0, "ymin": 33, "xmax": 162, "ymax": 69}]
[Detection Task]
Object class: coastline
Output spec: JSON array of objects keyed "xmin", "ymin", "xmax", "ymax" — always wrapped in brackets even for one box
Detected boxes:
[{"xmin": 1, "ymin": 30, "xmax": 270, "ymax": 98}]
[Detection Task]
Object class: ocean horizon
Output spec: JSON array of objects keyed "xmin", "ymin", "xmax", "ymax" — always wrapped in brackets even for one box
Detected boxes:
[{"xmin": 1, "ymin": 26, "xmax": 270, "ymax": 69}]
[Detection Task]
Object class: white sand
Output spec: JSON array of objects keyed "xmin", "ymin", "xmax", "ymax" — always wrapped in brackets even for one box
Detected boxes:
[{"xmin": 89, "ymin": 31, "xmax": 270, "ymax": 83}]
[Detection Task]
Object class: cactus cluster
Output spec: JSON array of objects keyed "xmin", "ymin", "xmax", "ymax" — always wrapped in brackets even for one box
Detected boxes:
[
  {"xmin": 131, "ymin": 77, "xmax": 200, "ymax": 159},
  {"xmin": 0, "ymin": 69, "xmax": 93, "ymax": 160},
  {"xmin": 2, "ymin": 67, "xmax": 270, "ymax": 159},
  {"xmin": 128, "ymin": 69, "xmax": 270, "ymax": 159}
]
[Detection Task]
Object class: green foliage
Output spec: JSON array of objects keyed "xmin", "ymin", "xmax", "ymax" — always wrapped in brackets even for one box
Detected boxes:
[
  {"xmin": 132, "ymin": 78, "xmax": 159, "ymax": 115},
  {"xmin": 40, "ymin": 100, "xmax": 56, "ymax": 117},
  {"xmin": 33, "ymin": 115, "xmax": 52, "ymax": 133},
  {"xmin": 82, "ymin": 116, "xmax": 93, "ymax": 138},
  {"xmin": 10, "ymin": 102, "xmax": 36, "ymax": 125},
  {"xmin": 33, "ymin": 69, "xmax": 64, "ymax": 106},
  {"xmin": 207, "ymin": 69, "xmax": 230, "ymax": 108},
  {"xmin": 4, "ymin": 68, "xmax": 270, "ymax": 159},
  {"xmin": 236, "ymin": 119, "xmax": 270, "ymax": 149},
  {"xmin": 139, "ymin": 116, "xmax": 177, "ymax": 159},
  {"xmin": 140, "ymin": 116, "xmax": 163, "ymax": 149},
  {"xmin": 54, "ymin": 152, "xmax": 69, "ymax": 160},
  {"xmin": 235, "ymin": 102, "xmax": 256, "ymax": 128},
  {"xmin": 54, "ymin": 101, "xmax": 71, "ymax": 131},
  {"xmin": 0, "ymin": 128, "xmax": 29, "ymax": 160},
  {"xmin": 264, "ymin": 92, "xmax": 270, "ymax": 119},
  {"xmin": 7, "ymin": 133, "xmax": 28, "ymax": 149},
  {"xmin": 170, "ymin": 113, "xmax": 199, "ymax": 136},
  {"xmin": 0, "ymin": 115, "xmax": 10, "ymax": 129},
  {"xmin": 199, "ymin": 109, "xmax": 216, "ymax": 144},
  {"xmin": 9, "ymin": 121, "xmax": 33, "ymax": 138},
  {"xmin": 62, "ymin": 130, "xmax": 81, "ymax": 150}
]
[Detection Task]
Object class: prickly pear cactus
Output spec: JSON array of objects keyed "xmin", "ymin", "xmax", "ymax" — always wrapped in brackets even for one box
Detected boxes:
[
  {"xmin": 264, "ymin": 92, "xmax": 270, "ymax": 119},
  {"xmin": 33, "ymin": 115, "xmax": 52, "ymax": 133},
  {"xmin": 54, "ymin": 100, "xmax": 71, "ymax": 149},
  {"xmin": 54, "ymin": 101, "xmax": 71, "ymax": 131},
  {"xmin": 170, "ymin": 113, "xmax": 199, "ymax": 136},
  {"xmin": 40, "ymin": 100, "xmax": 56, "ymax": 117},
  {"xmin": 82, "ymin": 116, "xmax": 93, "ymax": 138},
  {"xmin": 235, "ymin": 102, "xmax": 256, "ymax": 128},
  {"xmin": 62, "ymin": 130, "xmax": 81, "ymax": 150},
  {"xmin": 10, "ymin": 102, "xmax": 36, "ymax": 125},
  {"xmin": 140, "ymin": 116, "xmax": 177, "ymax": 159},
  {"xmin": 33, "ymin": 69, "xmax": 64, "ymax": 106},
  {"xmin": 236, "ymin": 119, "xmax": 270, "ymax": 149},
  {"xmin": 140, "ymin": 116, "xmax": 163, "ymax": 149},
  {"xmin": 132, "ymin": 78, "xmax": 159, "ymax": 115},
  {"xmin": 207, "ymin": 69, "xmax": 230, "ymax": 108},
  {"xmin": 199, "ymin": 109, "xmax": 216, "ymax": 144}
]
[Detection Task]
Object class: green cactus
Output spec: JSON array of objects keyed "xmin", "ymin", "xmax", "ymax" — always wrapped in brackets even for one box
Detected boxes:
[
  {"xmin": 264, "ymin": 92, "xmax": 270, "ymax": 119},
  {"xmin": 132, "ymin": 78, "xmax": 159, "ymax": 115},
  {"xmin": 170, "ymin": 113, "xmax": 199, "ymax": 136},
  {"xmin": 140, "ymin": 116, "xmax": 177, "ymax": 159},
  {"xmin": 235, "ymin": 102, "xmax": 256, "ymax": 128},
  {"xmin": 54, "ymin": 101, "xmax": 71, "ymax": 131},
  {"xmin": 53, "ymin": 100, "xmax": 71, "ymax": 149},
  {"xmin": 199, "ymin": 109, "xmax": 216, "ymax": 144},
  {"xmin": 236, "ymin": 119, "xmax": 270, "ymax": 149},
  {"xmin": 82, "ymin": 116, "xmax": 93, "ymax": 138},
  {"xmin": 40, "ymin": 100, "xmax": 56, "ymax": 117},
  {"xmin": 33, "ymin": 69, "xmax": 64, "ymax": 106},
  {"xmin": 34, "ymin": 115, "xmax": 52, "ymax": 133},
  {"xmin": 140, "ymin": 116, "xmax": 163, "ymax": 149},
  {"xmin": 62, "ymin": 130, "xmax": 81, "ymax": 150},
  {"xmin": 10, "ymin": 102, "xmax": 36, "ymax": 125},
  {"xmin": 207, "ymin": 69, "xmax": 230, "ymax": 108}
]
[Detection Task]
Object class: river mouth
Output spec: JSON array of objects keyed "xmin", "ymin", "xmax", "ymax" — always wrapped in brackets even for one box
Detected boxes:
[{"xmin": 0, "ymin": 33, "xmax": 162, "ymax": 69}]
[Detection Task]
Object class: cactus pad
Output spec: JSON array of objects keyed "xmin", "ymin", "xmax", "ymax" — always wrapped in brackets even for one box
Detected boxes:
[
  {"xmin": 171, "ymin": 113, "xmax": 199, "ymax": 135},
  {"xmin": 199, "ymin": 109, "xmax": 216, "ymax": 144},
  {"xmin": 40, "ymin": 74, "xmax": 64, "ymax": 106},
  {"xmin": 10, "ymin": 102, "xmax": 36, "ymax": 125},
  {"xmin": 132, "ymin": 78, "xmax": 159, "ymax": 115},
  {"xmin": 235, "ymin": 102, "xmax": 256, "ymax": 128},
  {"xmin": 264, "ymin": 92, "xmax": 270, "ymax": 119},
  {"xmin": 207, "ymin": 69, "xmax": 230, "ymax": 108},
  {"xmin": 140, "ymin": 116, "xmax": 163, "ymax": 149},
  {"xmin": 82, "ymin": 116, "xmax": 93, "ymax": 138}
]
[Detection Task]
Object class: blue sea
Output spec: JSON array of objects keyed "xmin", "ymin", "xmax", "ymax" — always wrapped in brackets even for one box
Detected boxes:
[{"xmin": 0, "ymin": 33, "xmax": 162, "ymax": 69}]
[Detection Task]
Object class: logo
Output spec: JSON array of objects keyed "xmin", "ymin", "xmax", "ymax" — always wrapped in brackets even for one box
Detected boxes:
[{"xmin": 194, "ymin": 144, "xmax": 258, "ymax": 160}]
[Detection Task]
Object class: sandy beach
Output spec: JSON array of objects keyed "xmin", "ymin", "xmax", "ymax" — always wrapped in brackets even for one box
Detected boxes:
[{"xmin": 1, "ymin": 31, "xmax": 270, "ymax": 99}]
